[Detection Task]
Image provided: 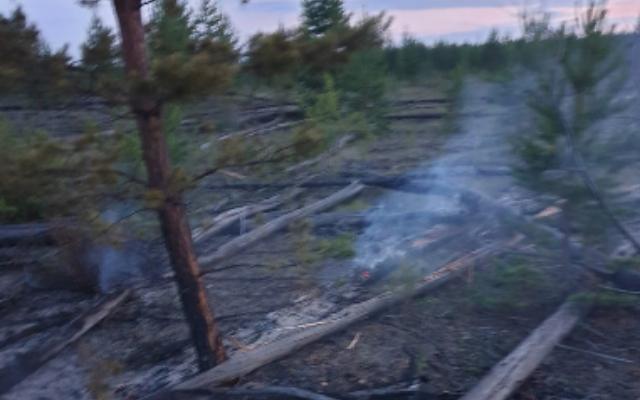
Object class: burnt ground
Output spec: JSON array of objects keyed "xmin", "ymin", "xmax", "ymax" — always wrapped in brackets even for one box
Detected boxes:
[{"xmin": 2, "ymin": 55, "xmax": 640, "ymax": 400}]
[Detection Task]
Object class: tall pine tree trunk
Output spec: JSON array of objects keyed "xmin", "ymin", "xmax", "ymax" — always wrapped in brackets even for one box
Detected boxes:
[{"xmin": 112, "ymin": 0, "xmax": 226, "ymax": 370}]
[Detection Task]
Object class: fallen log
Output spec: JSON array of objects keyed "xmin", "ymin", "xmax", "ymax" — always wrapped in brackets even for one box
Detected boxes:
[
  {"xmin": 391, "ymin": 98, "xmax": 450, "ymax": 106},
  {"xmin": 193, "ymin": 189, "xmax": 303, "ymax": 244},
  {"xmin": 208, "ymin": 176, "xmax": 633, "ymax": 286},
  {"xmin": 311, "ymin": 210, "xmax": 469, "ymax": 233},
  {"xmin": 0, "ymin": 289, "xmax": 130, "ymax": 395},
  {"xmin": 286, "ymin": 134, "xmax": 355, "ymax": 174},
  {"xmin": 0, "ymin": 312, "xmax": 76, "ymax": 350},
  {"xmin": 209, "ymin": 210, "xmax": 468, "ymax": 238},
  {"xmin": 198, "ymin": 182, "xmax": 364, "ymax": 271},
  {"xmin": 236, "ymin": 102, "xmax": 449, "ymax": 126},
  {"xmin": 459, "ymin": 299, "xmax": 588, "ymax": 400},
  {"xmin": 146, "ymin": 239, "xmax": 516, "ymax": 398},
  {"xmin": 384, "ymin": 112, "xmax": 447, "ymax": 120},
  {"xmin": 388, "ymin": 182, "xmax": 640, "ymax": 290},
  {"xmin": 238, "ymin": 105, "xmax": 303, "ymax": 126},
  {"xmin": 218, "ymin": 120, "xmax": 306, "ymax": 141},
  {"xmin": 203, "ymin": 170, "xmax": 510, "ymax": 192},
  {"xmin": 346, "ymin": 381, "xmax": 441, "ymax": 400},
  {"xmin": 0, "ymin": 223, "xmax": 56, "ymax": 247},
  {"xmin": 0, "ymin": 277, "xmax": 24, "ymax": 314},
  {"xmin": 437, "ymin": 185, "xmax": 640, "ymax": 286},
  {"xmin": 174, "ymin": 385, "xmax": 340, "ymax": 400}
]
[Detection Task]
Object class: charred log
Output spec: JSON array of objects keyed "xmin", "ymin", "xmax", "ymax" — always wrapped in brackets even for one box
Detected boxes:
[
  {"xmin": 460, "ymin": 299, "xmax": 588, "ymax": 400},
  {"xmin": 197, "ymin": 183, "xmax": 365, "ymax": 272},
  {"xmin": 146, "ymin": 240, "xmax": 516, "ymax": 398},
  {"xmin": 0, "ymin": 223, "xmax": 58, "ymax": 247}
]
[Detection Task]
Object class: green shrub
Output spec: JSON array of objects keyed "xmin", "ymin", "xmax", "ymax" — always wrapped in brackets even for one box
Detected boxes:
[
  {"xmin": 336, "ymin": 49, "xmax": 389, "ymax": 133},
  {"xmin": 0, "ymin": 120, "xmax": 136, "ymax": 223},
  {"xmin": 386, "ymin": 34, "xmax": 431, "ymax": 81},
  {"xmin": 317, "ymin": 233, "xmax": 356, "ymax": 259}
]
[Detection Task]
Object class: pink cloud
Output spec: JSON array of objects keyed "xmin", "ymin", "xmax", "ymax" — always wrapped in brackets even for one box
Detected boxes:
[{"xmin": 385, "ymin": 0, "xmax": 639, "ymax": 43}]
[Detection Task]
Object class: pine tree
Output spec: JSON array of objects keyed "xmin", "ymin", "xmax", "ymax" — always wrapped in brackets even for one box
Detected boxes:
[
  {"xmin": 0, "ymin": 7, "xmax": 73, "ymax": 101},
  {"xmin": 515, "ymin": 2, "xmax": 638, "ymax": 249},
  {"xmin": 0, "ymin": 7, "xmax": 43, "ymax": 93},
  {"xmin": 148, "ymin": 0, "xmax": 192, "ymax": 57},
  {"xmin": 191, "ymin": 0, "xmax": 236, "ymax": 45},
  {"xmin": 245, "ymin": 29, "xmax": 300, "ymax": 83},
  {"xmin": 104, "ymin": 0, "xmax": 234, "ymax": 370},
  {"xmin": 81, "ymin": 15, "xmax": 120, "ymax": 92},
  {"xmin": 0, "ymin": 8, "xmax": 38, "ymax": 80},
  {"xmin": 301, "ymin": 0, "xmax": 348, "ymax": 36}
]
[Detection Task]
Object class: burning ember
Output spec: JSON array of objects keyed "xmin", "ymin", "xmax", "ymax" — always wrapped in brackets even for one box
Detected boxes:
[{"xmin": 352, "ymin": 262, "xmax": 396, "ymax": 285}]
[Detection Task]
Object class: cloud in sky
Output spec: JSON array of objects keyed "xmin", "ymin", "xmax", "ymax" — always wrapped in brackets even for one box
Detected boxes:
[
  {"xmin": 369, "ymin": 0, "xmax": 640, "ymax": 43},
  {"xmin": 0, "ymin": 0, "xmax": 638, "ymax": 57}
]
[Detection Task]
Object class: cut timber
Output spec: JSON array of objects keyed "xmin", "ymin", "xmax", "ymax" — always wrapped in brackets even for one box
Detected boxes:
[
  {"xmin": 0, "ymin": 289, "xmax": 130, "ymax": 395},
  {"xmin": 460, "ymin": 300, "xmax": 588, "ymax": 400},
  {"xmin": 198, "ymin": 183, "xmax": 364, "ymax": 271},
  {"xmin": 192, "ymin": 189, "xmax": 303, "ymax": 244},
  {"xmin": 145, "ymin": 239, "xmax": 516, "ymax": 398}
]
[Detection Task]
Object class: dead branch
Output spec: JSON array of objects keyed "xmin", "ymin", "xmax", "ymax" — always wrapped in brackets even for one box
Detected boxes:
[
  {"xmin": 192, "ymin": 189, "xmax": 303, "ymax": 244},
  {"xmin": 146, "ymin": 240, "xmax": 515, "ymax": 398},
  {"xmin": 561, "ymin": 113, "xmax": 640, "ymax": 254},
  {"xmin": 557, "ymin": 344, "xmax": 635, "ymax": 364},
  {"xmin": 460, "ymin": 299, "xmax": 589, "ymax": 400},
  {"xmin": 285, "ymin": 134, "xmax": 356, "ymax": 174},
  {"xmin": 0, "ymin": 289, "xmax": 130, "ymax": 395},
  {"xmin": 218, "ymin": 120, "xmax": 306, "ymax": 142},
  {"xmin": 197, "ymin": 183, "xmax": 364, "ymax": 271},
  {"xmin": 237, "ymin": 105, "xmax": 303, "ymax": 126}
]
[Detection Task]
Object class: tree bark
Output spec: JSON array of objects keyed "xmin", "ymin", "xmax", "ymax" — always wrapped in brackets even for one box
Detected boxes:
[{"xmin": 112, "ymin": 0, "xmax": 225, "ymax": 370}]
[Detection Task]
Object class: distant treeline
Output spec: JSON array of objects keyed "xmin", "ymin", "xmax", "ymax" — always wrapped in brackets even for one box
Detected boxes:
[{"xmin": 1, "ymin": 2, "xmax": 633, "ymax": 103}]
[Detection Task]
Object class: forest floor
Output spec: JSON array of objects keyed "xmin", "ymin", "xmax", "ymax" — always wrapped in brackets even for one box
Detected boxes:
[{"xmin": 1, "ymin": 52, "xmax": 640, "ymax": 400}]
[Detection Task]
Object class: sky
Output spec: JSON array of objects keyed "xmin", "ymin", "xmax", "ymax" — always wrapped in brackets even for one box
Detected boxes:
[{"xmin": 1, "ymin": 0, "xmax": 639, "ymax": 58}]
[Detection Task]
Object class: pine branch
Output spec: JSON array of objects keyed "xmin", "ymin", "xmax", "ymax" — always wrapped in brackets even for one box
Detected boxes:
[{"xmin": 561, "ymin": 115, "xmax": 640, "ymax": 254}]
